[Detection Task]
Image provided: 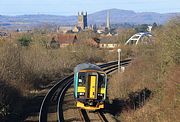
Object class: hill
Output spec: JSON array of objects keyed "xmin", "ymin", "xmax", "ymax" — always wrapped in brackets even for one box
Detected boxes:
[
  {"xmin": 88, "ymin": 9, "xmax": 180, "ymax": 24},
  {"xmin": 0, "ymin": 8, "xmax": 180, "ymax": 30}
]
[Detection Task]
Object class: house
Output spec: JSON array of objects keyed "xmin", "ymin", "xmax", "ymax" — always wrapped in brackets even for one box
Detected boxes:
[
  {"xmin": 99, "ymin": 37, "xmax": 120, "ymax": 49},
  {"xmin": 106, "ymin": 32, "xmax": 113, "ymax": 37},
  {"xmin": 0, "ymin": 32, "xmax": 8, "ymax": 37},
  {"xmin": 57, "ymin": 34, "xmax": 78, "ymax": 47},
  {"xmin": 77, "ymin": 38, "xmax": 100, "ymax": 47},
  {"xmin": 73, "ymin": 26, "xmax": 81, "ymax": 33},
  {"xmin": 58, "ymin": 26, "xmax": 73, "ymax": 33}
]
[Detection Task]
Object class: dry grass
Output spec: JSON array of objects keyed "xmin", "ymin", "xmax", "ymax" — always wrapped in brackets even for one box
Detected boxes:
[
  {"xmin": 0, "ymin": 40, "xmax": 108, "ymax": 92},
  {"xmin": 0, "ymin": 33, "xmax": 114, "ymax": 120},
  {"xmin": 108, "ymin": 58, "xmax": 179, "ymax": 122},
  {"xmin": 118, "ymin": 66, "xmax": 179, "ymax": 122},
  {"xmin": 0, "ymin": 32, "xmax": 134, "ymax": 119},
  {"xmin": 107, "ymin": 18, "xmax": 180, "ymax": 121},
  {"xmin": 0, "ymin": 81, "xmax": 21, "ymax": 121},
  {"xmin": 1, "ymin": 17, "xmax": 179, "ymax": 121}
]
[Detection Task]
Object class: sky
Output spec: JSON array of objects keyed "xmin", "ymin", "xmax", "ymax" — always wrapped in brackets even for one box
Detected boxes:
[{"xmin": 0, "ymin": 0, "xmax": 180, "ymax": 15}]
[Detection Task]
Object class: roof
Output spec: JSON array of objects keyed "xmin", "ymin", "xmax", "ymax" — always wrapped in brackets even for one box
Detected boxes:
[
  {"xmin": 74, "ymin": 26, "xmax": 81, "ymax": 30},
  {"xmin": 75, "ymin": 38, "xmax": 100, "ymax": 47},
  {"xmin": 74, "ymin": 63, "xmax": 102, "ymax": 74},
  {"xmin": 100, "ymin": 37, "xmax": 118, "ymax": 44},
  {"xmin": 0, "ymin": 32, "xmax": 8, "ymax": 37},
  {"xmin": 57, "ymin": 34, "xmax": 77, "ymax": 44},
  {"xmin": 83, "ymin": 38, "xmax": 100, "ymax": 44}
]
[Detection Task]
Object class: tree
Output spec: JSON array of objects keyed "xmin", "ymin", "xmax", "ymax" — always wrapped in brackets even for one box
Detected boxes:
[
  {"xmin": 135, "ymin": 24, "xmax": 149, "ymax": 32},
  {"xmin": 50, "ymin": 37, "xmax": 60, "ymax": 49},
  {"xmin": 152, "ymin": 22, "xmax": 158, "ymax": 29}
]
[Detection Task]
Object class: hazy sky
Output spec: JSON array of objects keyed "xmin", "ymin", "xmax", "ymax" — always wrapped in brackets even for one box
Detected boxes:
[{"xmin": 0, "ymin": 0, "xmax": 180, "ymax": 15}]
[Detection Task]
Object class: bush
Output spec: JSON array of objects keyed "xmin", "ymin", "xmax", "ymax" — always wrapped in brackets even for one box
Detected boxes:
[
  {"xmin": 18, "ymin": 35, "xmax": 32, "ymax": 46},
  {"xmin": 108, "ymin": 18, "xmax": 180, "ymax": 122},
  {"xmin": 0, "ymin": 40, "xmax": 110, "ymax": 90},
  {"xmin": 0, "ymin": 81, "xmax": 20, "ymax": 121}
]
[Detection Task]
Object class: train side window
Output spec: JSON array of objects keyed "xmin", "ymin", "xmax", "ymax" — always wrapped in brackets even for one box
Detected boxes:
[
  {"xmin": 78, "ymin": 72, "xmax": 86, "ymax": 86},
  {"xmin": 98, "ymin": 73, "xmax": 105, "ymax": 87}
]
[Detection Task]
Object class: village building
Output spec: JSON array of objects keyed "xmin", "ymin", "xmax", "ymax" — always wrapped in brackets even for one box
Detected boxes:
[
  {"xmin": 57, "ymin": 26, "xmax": 73, "ymax": 34},
  {"xmin": 76, "ymin": 38, "xmax": 100, "ymax": 47},
  {"xmin": 50, "ymin": 33, "xmax": 102, "ymax": 48},
  {"xmin": 99, "ymin": 37, "xmax": 120, "ymax": 49},
  {"xmin": 0, "ymin": 31, "xmax": 8, "ymax": 37},
  {"xmin": 57, "ymin": 34, "xmax": 78, "ymax": 47},
  {"xmin": 49, "ymin": 33, "xmax": 119, "ymax": 49},
  {"xmin": 73, "ymin": 26, "xmax": 81, "ymax": 33},
  {"xmin": 105, "ymin": 32, "xmax": 113, "ymax": 37}
]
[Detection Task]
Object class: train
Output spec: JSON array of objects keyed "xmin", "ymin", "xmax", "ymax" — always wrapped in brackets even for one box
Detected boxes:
[{"xmin": 74, "ymin": 63, "xmax": 108, "ymax": 110}]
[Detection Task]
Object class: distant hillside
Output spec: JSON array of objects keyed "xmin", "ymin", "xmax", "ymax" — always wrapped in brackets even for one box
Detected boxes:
[
  {"xmin": 0, "ymin": 8, "xmax": 180, "ymax": 30},
  {"xmin": 88, "ymin": 9, "xmax": 180, "ymax": 24}
]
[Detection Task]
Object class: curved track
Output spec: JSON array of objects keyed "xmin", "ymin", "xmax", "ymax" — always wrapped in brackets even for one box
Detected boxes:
[
  {"xmin": 39, "ymin": 59, "xmax": 131, "ymax": 122},
  {"xmin": 78, "ymin": 109, "xmax": 108, "ymax": 122}
]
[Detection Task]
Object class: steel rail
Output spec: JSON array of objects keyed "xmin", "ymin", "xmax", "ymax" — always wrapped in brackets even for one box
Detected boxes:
[
  {"xmin": 39, "ymin": 59, "xmax": 131, "ymax": 122},
  {"xmin": 57, "ymin": 59, "xmax": 131, "ymax": 122},
  {"xmin": 78, "ymin": 109, "xmax": 85, "ymax": 121},
  {"xmin": 39, "ymin": 75, "xmax": 73, "ymax": 122},
  {"xmin": 79, "ymin": 109, "xmax": 90, "ymax": 122},
  {"xmin": 102, "ymin": 61, "xmax": 131, "ymax": 71},
  {"xmin": 98, "ymin": 58, "xmax": 131, "ymax": 68},
  {"xmin": 97, "ymin": 110, "xmax": 108, "ymax": 122},
  {"xmin": 57, "ymin": 78, "xmax": 73, "ymax": 122}
]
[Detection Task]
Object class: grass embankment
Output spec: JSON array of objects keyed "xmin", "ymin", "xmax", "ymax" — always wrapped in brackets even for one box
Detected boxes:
[{"xmin": 108, "ymin": 18, "xmax": 180, "ymax": 121}]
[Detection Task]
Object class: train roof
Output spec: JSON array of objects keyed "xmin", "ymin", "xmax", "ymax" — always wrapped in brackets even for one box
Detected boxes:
[{"xmin": 74, "ymin": 63, "xmax": 102, "ymax": 73}]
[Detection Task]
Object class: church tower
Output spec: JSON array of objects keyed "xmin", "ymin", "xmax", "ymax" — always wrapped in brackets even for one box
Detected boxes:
[{"xmin": 78, "ymin": 12, "xmax": 87, "ymax": 30}]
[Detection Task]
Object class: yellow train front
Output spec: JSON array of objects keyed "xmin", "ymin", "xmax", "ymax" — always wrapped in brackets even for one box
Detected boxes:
[{"xmin": 74, "ymin": 63, "xmax": 107, "ymax": 111}]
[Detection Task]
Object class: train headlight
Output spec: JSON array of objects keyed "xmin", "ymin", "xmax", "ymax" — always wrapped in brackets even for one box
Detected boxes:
[
  {"xmin": 79, "ymin": 92, "xmax": 85, "ymax": 96},
  {"xmin": 98, "ymin": 93, "xmax": 104, "ymax": 96}
]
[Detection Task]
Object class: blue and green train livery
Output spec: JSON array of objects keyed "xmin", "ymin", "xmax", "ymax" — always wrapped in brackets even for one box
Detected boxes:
[{"xmin": 74, "ymin": 63, "xmax": 107, "ymax": 110}]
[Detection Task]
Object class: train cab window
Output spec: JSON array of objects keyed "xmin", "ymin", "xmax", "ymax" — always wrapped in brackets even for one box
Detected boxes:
[
  {"xmin": 78, "ymin": 72, "xmax": 86, "ymax": 86},
  {"xmin": 98, "ymin": 73, "xmax": 106, "ymax": 88}
]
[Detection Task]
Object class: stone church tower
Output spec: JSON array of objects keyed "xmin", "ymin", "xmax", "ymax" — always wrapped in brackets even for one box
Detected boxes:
[{"xmin": 78, "ymin": 12, "xmax": 87, "ymax": 30}]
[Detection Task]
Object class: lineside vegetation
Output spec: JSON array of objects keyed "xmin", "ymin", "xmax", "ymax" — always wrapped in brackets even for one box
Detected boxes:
[
  {"xmin": 0, "ymin": 29, "xmax": 132, "ymax": 121},
  {"xmin": 108, "ymin": 17, "xmax": 180, "ymax": 122},
  {"xmin": 0, "ymin": 17, "xmax": 179, "ymax": 121}
]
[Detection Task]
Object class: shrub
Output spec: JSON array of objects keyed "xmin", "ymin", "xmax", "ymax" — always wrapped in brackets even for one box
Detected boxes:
[
  {"xmin": 0, "ymin": 81, "xmax": 20, "ymax": 121},
  {"xmin": 107, "ymin": 18, "xmax": 180, "ymax": 122},
  {"xmin": 17, "ymin": 35, "xmax": 32, "ymax": 46}
]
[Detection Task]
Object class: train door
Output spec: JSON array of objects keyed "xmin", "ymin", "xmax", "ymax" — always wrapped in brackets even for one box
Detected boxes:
[
  {"xmin": 87, "ymin": 73, "xmax": 98, "ymax": 99},
  {"xmin": 89, "ymin": 75, "xmax": 96, "ymax": 99}
]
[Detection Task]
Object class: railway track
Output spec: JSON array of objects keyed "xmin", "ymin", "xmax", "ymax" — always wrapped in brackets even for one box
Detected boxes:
[
  {"xmin": 39, "ymin": 59, "xmax": 131, "ymax": 122},
  {"xmin": 79, "ymin": 109, "xmax": 108, "ymax": 122},
  {"xmin": 97, "ymin": 110, "xmax": 108, "ymax": 122},
  {"xmin": 79, "ymin": 109, "xmax": 90, "ymax": 122}
]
